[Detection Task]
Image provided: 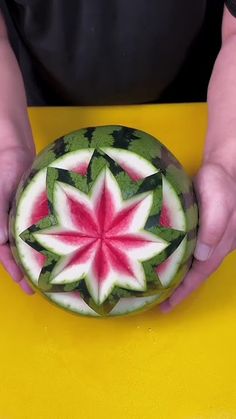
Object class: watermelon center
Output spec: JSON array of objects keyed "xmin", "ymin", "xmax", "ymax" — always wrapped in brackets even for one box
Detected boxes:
[{"xmin": 29, "ymin": 167, "xmax": 170, "ymax": 304}]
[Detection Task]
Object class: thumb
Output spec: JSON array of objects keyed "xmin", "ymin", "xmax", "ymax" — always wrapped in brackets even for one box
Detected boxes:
[{"xmin": 194, "ymin": 176, "xmax": 229, "ymax": 262}]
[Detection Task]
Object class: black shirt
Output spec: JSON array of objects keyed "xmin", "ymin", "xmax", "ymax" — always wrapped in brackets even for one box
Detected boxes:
[{"xmin": 0, "ymin": 1, "xmax": 236, "ymax": 105}]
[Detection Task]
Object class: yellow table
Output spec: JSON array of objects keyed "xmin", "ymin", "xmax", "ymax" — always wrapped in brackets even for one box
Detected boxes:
[{"xmin": 1, "ymin": 104, "xmax": 236, "ymax": 419}]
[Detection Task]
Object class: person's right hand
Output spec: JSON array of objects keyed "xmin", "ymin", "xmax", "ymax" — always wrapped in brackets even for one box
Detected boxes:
[{"xmin": 0, "ymin": 145, "xmax": 35, "ymax": 294}]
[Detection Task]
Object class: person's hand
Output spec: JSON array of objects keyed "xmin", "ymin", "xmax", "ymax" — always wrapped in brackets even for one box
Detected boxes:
[
  {"xmin": 0, "ymin": 145, "xmax": 35, "ymax": 294},
  {"xmin": 0, "ymin": 12, "xmax": 37, "ymax": 294},
  {"xmin": 161, "ymin": 162, "xmax": 236, "ymax": 312}
]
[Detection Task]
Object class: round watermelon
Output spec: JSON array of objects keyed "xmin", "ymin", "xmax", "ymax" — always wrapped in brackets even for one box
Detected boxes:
[{"xmin": 10, "ymin": 126, "xmax": 198, "ymax": 317}]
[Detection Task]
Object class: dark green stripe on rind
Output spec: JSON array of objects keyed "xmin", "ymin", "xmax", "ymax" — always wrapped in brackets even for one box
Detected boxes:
[{"xmin": 110, "ymin": 127, "xmax": 139, "ymax": 149}]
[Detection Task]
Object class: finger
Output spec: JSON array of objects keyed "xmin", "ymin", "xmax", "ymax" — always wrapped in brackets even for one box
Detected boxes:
[
  {"xmin": 19, "ymin": 278, "xmax": 35, "ymax": 295},
  {"xmin": 160, "ymin": 220, "xmax": 234, "ymax": 312},
  {"xmin": 0, "ymin": 188, "xmax": 10, "ymax": 244},
  {"xmin": 0, "ymin": 244, "xmax": 35, "ymax": 294},
  {"xmin": 160, "ymin": 262, "xmax": 213, "ymax": 313},
  {"xmin": 0, "ymin": 244, "xmax": 23, "ymax": 282},
  {"xmin": 194, "ymin": 174, "xmax": 230, "ymax": 261}
]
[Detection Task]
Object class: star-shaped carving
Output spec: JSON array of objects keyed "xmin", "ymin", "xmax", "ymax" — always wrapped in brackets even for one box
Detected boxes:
[{"xmin": 20, "ymin": 149, "xmax": 185, "ymax": 314}]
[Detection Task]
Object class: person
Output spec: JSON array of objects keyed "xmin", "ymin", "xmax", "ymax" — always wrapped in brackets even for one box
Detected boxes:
[{"xmin": 0, "ymin": 1, "xmax": 236, "ymax": 311}]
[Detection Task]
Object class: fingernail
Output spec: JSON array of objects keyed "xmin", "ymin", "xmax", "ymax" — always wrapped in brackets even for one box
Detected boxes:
[{"xmin": 194, "ymin": 243, "xmax": 213, "ymax": 261}]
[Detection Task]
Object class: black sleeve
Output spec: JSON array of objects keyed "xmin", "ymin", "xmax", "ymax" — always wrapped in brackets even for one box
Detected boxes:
[{"xmin": 225, "ymin": 0, "xmax": 236, "ymax": 17}]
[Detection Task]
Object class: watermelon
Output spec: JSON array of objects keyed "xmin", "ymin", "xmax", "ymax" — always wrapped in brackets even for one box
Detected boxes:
[{"xmin": 10, "ymin": 126, "xmax": 198, "ymax": 317}]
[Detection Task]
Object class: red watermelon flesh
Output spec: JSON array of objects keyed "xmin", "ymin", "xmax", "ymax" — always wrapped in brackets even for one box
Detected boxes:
[{"xmin": 28, "ymin": 167, "xmax": 172, "ymax": 276}]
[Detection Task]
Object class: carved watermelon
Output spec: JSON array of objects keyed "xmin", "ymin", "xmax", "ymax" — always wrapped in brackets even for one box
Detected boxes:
[{"xmin": 10, "ymin": 126, "xmax": 198, "ymax": 317}]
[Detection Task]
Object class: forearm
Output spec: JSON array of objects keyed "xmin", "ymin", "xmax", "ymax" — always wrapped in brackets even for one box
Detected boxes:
[
  {"xmin": 0, "ymin": 19, "xmax": 34, "ymax": 154},
  {"xmin": 205, "ymin": 22, "xmax": 236, "ymax": 177}
]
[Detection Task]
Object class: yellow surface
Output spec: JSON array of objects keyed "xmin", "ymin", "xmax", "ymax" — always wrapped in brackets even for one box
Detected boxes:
[{"xmin": 1, "ymin": 103, "xmax": 236, "ymax": 419}]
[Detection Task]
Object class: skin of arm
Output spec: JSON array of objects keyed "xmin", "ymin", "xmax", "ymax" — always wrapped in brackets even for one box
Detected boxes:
[
  {"xmin": 161, "ymin": 6, "xmax": 236, "ymax": 312},
  {"xmin": 0, "ymin": 10, "xmax": 35, "ymax": 293}
]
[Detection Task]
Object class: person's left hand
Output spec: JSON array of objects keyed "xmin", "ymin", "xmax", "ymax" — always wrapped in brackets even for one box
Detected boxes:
[{"xmin": 160, "ymin": 162, "xmax": 236, "ymax": 313}]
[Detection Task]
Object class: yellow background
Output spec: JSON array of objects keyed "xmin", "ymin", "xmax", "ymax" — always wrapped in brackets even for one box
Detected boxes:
[{"xmin": 1, "ymin": 104, "xmax": 236, "ymax": 419}]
